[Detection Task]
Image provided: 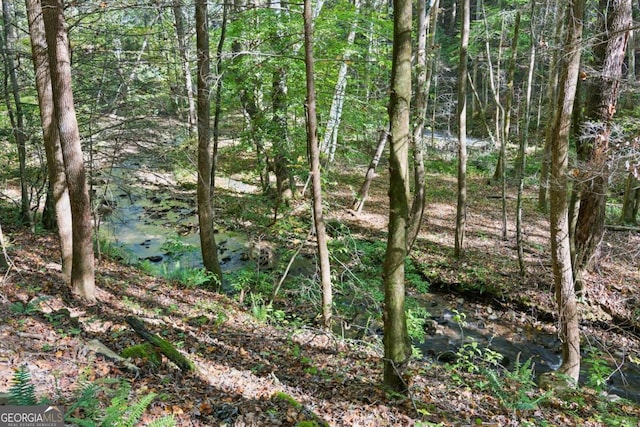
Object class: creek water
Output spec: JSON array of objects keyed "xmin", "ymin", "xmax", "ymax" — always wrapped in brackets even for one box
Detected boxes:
[
  {"xmin": 95, "ymin": 162, "xmax": 250, "ymax": 275},
  {"xmin": 95, "ymin": 153, "xmax": 640, "ymax": 404},
  {"xmin": 416, "ymin": 293, "xmax": 640, "ymax": 403}
]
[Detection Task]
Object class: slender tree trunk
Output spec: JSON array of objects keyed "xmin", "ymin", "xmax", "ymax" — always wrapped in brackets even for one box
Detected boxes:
[
  {"xmin": 621, "ymin": 171, "xmax": 639, "ymax": 224},
  {"xmin": 538, "ymin": 0, "xmax": 563, "ymax": 212},
  {"xmin": 499, "ymin": 12, "xmax": 520, "ymax": 241},
  {"xmin": 320, "ymin": 0, "xmax": 361, "ymax": 163},
  {"xmin": 25, "ymin": 0, "xmax": 73, "ymax": 281},
  {"xmin": 196, "ymin": 0, "xmax": 223, "ymax": 288},
  {"xmin": 272, "ymin": 66, "xmax": 295, "ymax": 202},
  {"xmin": 549, "ymin": 0, "xmax": 585, "ymax": 383},
  {"xmin": 383, "ymin": 0, "xmax": 412, "ymax": 393},
  {"xmin": 407, "ymin": 0, "xmax": 438, "ymax": 252},
  {"xmin": 303, "ymin": 0, "xmax": 332, "ymax": 328},
  {"xmin": 42, "ymin": 0, "xmax": 95, "ymax": 302},
  {"xmin": 574, "ymin": 0, "xmax": 631, "ymax": 283},
  {"xmin": 352, "ymin": 127, "xmax": 388, "ymax": 213},
  {"xmin": 455, "ymin": 0, "xmax": 470, "ymax": 259},
  {"xmin": 211, "ymin": 0, "xmax": 228, "ymax": 200},
  {"xmin": 172, "ymin": 0, "xmax": 197, "ymax": 134},
  {"xmin": 516, "ymin": 3, "xmax": 537, "ymax": 278},
  {"xmin": 2, "ymin": 0, "xmax": 30, "ymax": 225}
]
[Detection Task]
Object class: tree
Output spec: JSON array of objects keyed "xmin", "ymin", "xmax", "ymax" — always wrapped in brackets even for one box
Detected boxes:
[
  {"xmin": 195, "ymin": 0, "xmax": 223, "ymax": 288},
  {"xmin": 2, "ymin": 0, "xmax": 30, "ymax": 225},
  {"xmin": 42, "ymin": 0, "xmax": 95, "ymax": 302},
  {"xmin": 406, "ymin": 0, "xmax": 439, "ymax": 252},
  {"xmin": 25, "ymin": 0, "xmax": 73, "ymax": 281},
  {"xmin": 172, "ymin": 0, "xmax": 197, "ymax": 134},
  {"xmin": 573, "ymin": 0, "xmax": 632, "ymax": 284},
  {"xmin": 383, "ymin": 0, "xmax": 412, "ymax": 393},
  {"xmin": 548, "ymin": 0, "xmax": 585, "ymax": 384},
  {"xmin": 454, "ymin": 0, "xmax": 470, "ymax": 259},
  {"xmin": 303, "ymin": 0, "xmax": 332, "ymax": 328}
]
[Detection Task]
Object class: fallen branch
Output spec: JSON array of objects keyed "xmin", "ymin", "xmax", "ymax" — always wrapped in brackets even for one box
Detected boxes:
[
  {"xmin": 605, "ymin": 224, "xmax": 639, "ymax": 232},
  {"xmin": 125, "ymin": 316, "xmax": 194, "ymax": 372},
  {"xmin": 84, "ymin": 339, "xmax": 139, "ymax": 373}
]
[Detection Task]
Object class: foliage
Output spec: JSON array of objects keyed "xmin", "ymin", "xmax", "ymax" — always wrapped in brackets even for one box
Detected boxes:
[
  {"xmin": 450, "ymin": 340, "xmax": 503, "ymax": 375},
  {"xmin": 229, "ymin": 268, "xmax": 273, "ymax": 296},
  {"xmin": 161, "ymin": 264, "xmax": 218, "ymax": 289},
  {"xmin": 9, "ymin": 299, "xmax": 41, "ymax": 315},
  {"xmin": 66, "ymin": 379, "xmax": 174, "ymax": 427},
  {"xmin": 483, "ymin": 358, "xmax": 552, "ymax": 411},
  {"xmin": 8, "ymin": 365, "xmax": 39, "ymax": 406},
  {"xmin": 584, "ymin": 348, "xmax": 613, "ymax": 392}
]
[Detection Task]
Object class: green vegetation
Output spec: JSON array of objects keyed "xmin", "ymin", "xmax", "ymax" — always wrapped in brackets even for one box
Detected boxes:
[{"xmin": 7, "ymin": 367, "xmax": 173, "ymax": 427}]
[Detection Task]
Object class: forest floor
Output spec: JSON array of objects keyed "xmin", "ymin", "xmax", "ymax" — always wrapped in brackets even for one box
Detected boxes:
[{"xmin": 1, "ymin": 118, "xmax": 640, "ymax": 426}]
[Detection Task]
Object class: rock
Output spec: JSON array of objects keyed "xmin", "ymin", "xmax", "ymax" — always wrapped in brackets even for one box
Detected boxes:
[
  {"xmin": 144, "ymin": 255, "xmax": 163, "ymax": 263},
  {"xmin": 538, "ymin": 371, "xmax": 577, "ymax": 392}
]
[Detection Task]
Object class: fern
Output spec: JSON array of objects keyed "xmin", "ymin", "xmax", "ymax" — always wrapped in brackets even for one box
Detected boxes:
[
  {"xmin": 146, "ymin": 416, "xmax": 176, "ymax": 427},
  {"xmin": 9, "ymin": 365, "xmax": 38, "ymax": 406},
  {"xmin": 100, "ymin": 380, "xmax": 158, "ymax": 427},
  {"xmin": 64, "ymin": 381, "xmax": 101, "ymax": 426}
]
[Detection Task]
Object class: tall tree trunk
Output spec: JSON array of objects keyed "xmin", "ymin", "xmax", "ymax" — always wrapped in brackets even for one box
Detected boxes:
[
  {"xmin": 42, "ymin": 0, "xmax": 95, "ymax": 303},
  {"xmin": 549, "ymin": 0, "xmax": 585, "ymax": 383},
  {"xmin": 538, "ymin": 0, "xmax": 563, "ymax": 212},
  {"xmin": 407, "ymin": 0, "xmax": 439, "ymax": 252},
  {"xmin": 499, "ymin": 12, "xmax": 520, "ymax": 241},
  {"xmin": 303, "ymin": 0, "xmax": 332, "ymax": 328},
  {"xmin": 383, "ymin": 0, "xmax": 412, "ymax": 393},
  {"xmin": 211, "ymin": 0, "xmax": 228, "ymax": 201},
  {"xmin": 574, "ymin": 0, "xmax": 631, "ymax": 284},
  {"xmin": 272, "ymin": 66, "xmax": 295, "ymax": 202},
  {"xmin": 172, "ymin": 0, "xmax": 197, "ymax": 134},
  {"xmin": 25, "ymin": 0, "xmax": 73, "ymax": 281},
  {"xmin": 516, "ymin": 3, "xmax": 537, "ymax": 278},
  {"xmin": 196, "ymin": 0, "xmax": 223, "ymax": 288},
  {"xmin": 320, "ymin": 0, "xmax": 361, "ymax": 164},
  {"xmin": 2, "ymin": 0, "xmax": 30, "ymax": 225},
  {"xmin": 454, "ymin": 0, "xmax": 470, "ymax": 259}
]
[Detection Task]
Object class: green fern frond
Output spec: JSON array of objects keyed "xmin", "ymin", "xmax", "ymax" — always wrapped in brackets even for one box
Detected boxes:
[
  {"xmin": 9, "ymin": 365, "xmax": 38, "ymax": 406},
  {"xmin": 145, "ymin": 416, "xmax": 176, "ymax": 427},
  {"xmin": 146, "ymin": 416, "xmax": 175, "ymax": 427},
  {"xmin": 119, "ymin": 392, "xmax": 157, "ymax": 427},
  {"xmin": 64, "ymin": 382, "xmax": 101, "ymax": 425}
]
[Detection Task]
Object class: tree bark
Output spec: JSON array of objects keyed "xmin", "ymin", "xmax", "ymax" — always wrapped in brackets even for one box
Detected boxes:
[
  {"xmin": 516, "ymin": 3, "xmax": 537, "ymax": 278},
  {"xmin": 407, "ymin": 0, "xmax": 439, "ymax": 253},
  {"xmin": 538, "ymin": 0, "xmax": 563, "ymax": 212},
  {"xmin": 574, "ymin": 0, "xmax": 631, "ymax": 281},
  {"xmin": 303, "ymin": 0, "xmax": 332, "ymax": 328},
  {"xmin": 352, "ymin": 127, "xmax": 389, "ymax": 213},
  {"xmin": 383, "ymin": 0, "xmax": 412, "ymax": 393},
  {"xmin": 549, "ymin": 0, "xmax": 585, "ymax": 383},
  {"xmin": 196, "ymin": 0, "xmax": 223, "ymax": 288},
  {"xmin": 25, "ymin": 0, "xmax": 73, "ymax": 281},
  {"xmin": 2, "ymin": 0, "xmax": 30, "ymax": 225},
  {"xmin": 454, "ymin": 0, "xmax": 469, "ymax": 259},
  {"xmin": 42, "ymin": 0, "xmax": 95, "ymax": 302},
  {"xmin": 172, "ymin": 0, "xmax": 197, "ymax": 134},
  {"xmin": 320, "ymin": 0, "xmax": 361, "ymax": 164},
  {"xmin": 621, "ymin": 171, "xmax": 639, "ymax": 224}
]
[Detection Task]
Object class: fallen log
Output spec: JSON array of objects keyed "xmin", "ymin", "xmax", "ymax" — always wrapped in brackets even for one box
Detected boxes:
[{"xmin": 125, "ymin": 316, "xmax": 194, "ymax": 372}]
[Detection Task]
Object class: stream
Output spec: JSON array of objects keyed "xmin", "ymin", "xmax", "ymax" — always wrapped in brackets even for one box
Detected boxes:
[
  {"xmin": 95, "ymin": 147, "xmax": 640, "ymax": 404},
  {"xmin": 416, "ymin": 293, "xmax": 640, "ymax": 403}
]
